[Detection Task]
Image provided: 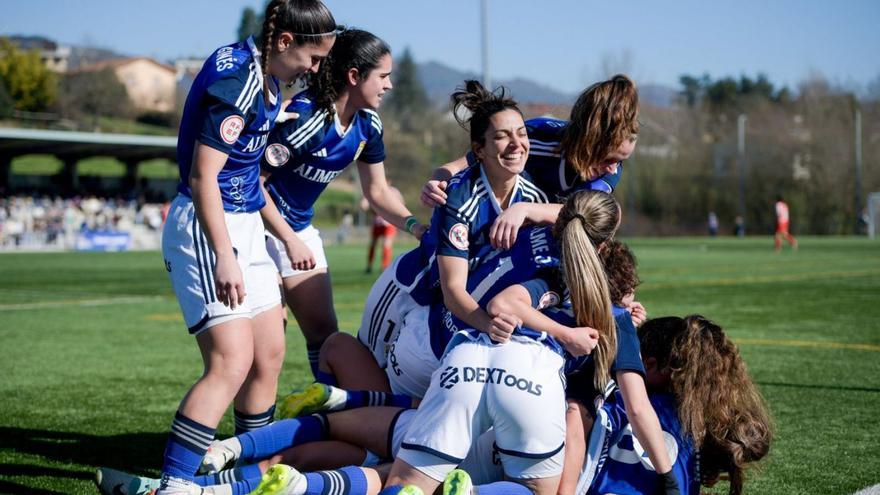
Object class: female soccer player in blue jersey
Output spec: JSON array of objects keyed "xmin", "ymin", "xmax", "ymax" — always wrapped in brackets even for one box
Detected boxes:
[
  {"xmin": 256, "ymin": 28, "xmax": 427, "ymax": 379},
  {"xmin": 150, "ymin": 1, "xmax": 337, "ymax": 493},
  {"xmin": 421, "ymin": 75, "xmax": 639, "ymax": 250}
]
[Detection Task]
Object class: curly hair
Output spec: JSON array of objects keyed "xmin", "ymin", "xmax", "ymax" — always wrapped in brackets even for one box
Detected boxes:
[
  {"xmin": 638, "ymin": 315, "xmax": 773, "ymax": 495},
  {"xmin": 599, "ymin": 239, "xmax": 640, "ymax": 306},
  {"xmin": 559, "ymin": 74, "xmax": 639, "ymax": 179}
]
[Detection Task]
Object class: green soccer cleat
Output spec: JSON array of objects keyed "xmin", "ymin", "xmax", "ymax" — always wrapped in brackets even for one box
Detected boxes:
[
  {"xmin": 278, "ymin": 382, "xmax": 344, "ymax": 418},
  {"xmin": 443, "ymin": 469, "xmax": 474, "ymax": 495},
  {"xmin": 400, "ymin": 486, "xmax": 426, "ymax": 495},
  {"xmin": 249, "ymin": 464, "xmax": 303, "ymax": 495},
  {"xmin": 95, "ymin": 467, "xmax": 161, "ymax": 495}
]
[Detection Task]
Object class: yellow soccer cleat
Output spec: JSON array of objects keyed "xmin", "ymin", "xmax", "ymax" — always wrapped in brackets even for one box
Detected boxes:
[
  {"xmin": 443, "ymin": 469, "xmax": 473, "ymax": 495},
  {"xmin": 248, "ymin": 464, "xmax": 303, "ymax": 495},
  {"xmin": 277, "ymin": 383, "xmax": 334, "ymax": 418}
]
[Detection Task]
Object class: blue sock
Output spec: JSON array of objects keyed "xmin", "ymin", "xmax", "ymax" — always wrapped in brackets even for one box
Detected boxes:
[
  {"xmin": 345, "ymin": 390, "xmax": 411, "ymax": 409},
  {"xmin": 315, "ymin": 369, "xmax": 338, "ymax": 386},
  {"xmin": 377, "ymin": 486, "xmax": 403, "ymax": 495},
  {"xmin": 307, "ymin": 342, "xmax": 323, "ymax": 379},
  {"xmin": 234, "ymin": 405, "xmax": 275, "ymax": 435},
  {"xmin": 161, "ymin": 411, "xmax": 216, "ymax": 481},
  {"xmin": 193, "ymin": 463, "xmax": 262, "ymax": 487},
  {"xmin": 238, "ymin": 415, "xmax": 326, "ymax": 461},
  {"xmin": 227, "ymin": 477, "xmax": 260, "ymax": 495},
  {"xmin": 476, "ymin": 481, "xmax": 532, "ymax": 494},
  {"xmin": 303, "ymin": 466, "xmax": 369, "ymax": 495}
]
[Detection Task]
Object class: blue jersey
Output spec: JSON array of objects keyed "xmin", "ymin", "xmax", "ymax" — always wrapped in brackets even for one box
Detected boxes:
[
  {"xmin": 262, "ymin": 92, "xmax": 385, "ymax": 231},
  {"xmin": 585, "ymin": 391, "xmax": 699, "ymax": 495},
  {"xmin": 427, "ymin": 226, "xmax": 561, "ymax": 358},
  {"xmin": 177, "ymin": 37, "xmax": 281, "ymax": 212},
  {"xmin": 524, "ymin": 117, "xmax": 623, "ymax": 201},
  {"xmin": 395, "ymin": 164, "xmax": 548, "ymax": 305}
]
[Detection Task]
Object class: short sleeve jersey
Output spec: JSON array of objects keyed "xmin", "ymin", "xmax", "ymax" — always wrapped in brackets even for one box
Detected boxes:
[
  {"xmin": 397, "ymin": 164, "xmax": 549, "ymax": 306},
  {"xmin": 427, "ymin": 226, "xmax": 562, "ymax": 358},
  {"xmin": 524, "ymin": 117, "xmax": 624, "ymax": 201},
  {"xmin": 585, "ymin": 391, "xmax": 699, "ymax": 495},
  {"xmin": 177, "ymin": 36, "xmax": 282, "ymax": 212},
  {"xmin": 262, "ymin": 92, "xmax": 385, "ymax": 231}
]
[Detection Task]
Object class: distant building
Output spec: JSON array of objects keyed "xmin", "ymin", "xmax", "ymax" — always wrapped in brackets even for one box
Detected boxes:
[
  {"xmin": 76, "ymin": 57, "xmax": 177, "ymax": 112},
  {"xmin": 6, "ymin": 35, "xmax": 71, "ymax": 73}
]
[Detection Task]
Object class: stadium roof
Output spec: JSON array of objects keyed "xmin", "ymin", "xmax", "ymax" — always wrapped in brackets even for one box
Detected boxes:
[{"xmin": 0, "ymin": 127, "xmax": 177, "ymax": 163}]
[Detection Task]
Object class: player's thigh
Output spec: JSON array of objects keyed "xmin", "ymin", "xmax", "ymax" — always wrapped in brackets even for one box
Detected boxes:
[
  {"xmin": 282, "ymin": 268, "xmax": 339, "ymax": 341},
  {"xmin": 327, "ymin": 406, "xmax": 405, "ymax": 457},
  {"xmin": 195, "ymin": 317, "xmax": 256, "ymax": 375},
  {"xmin": 321, "ymin": 332, "xmax": 390, "ymax": 391},
  {"xmin": 249, "ymin": 303, "xmax": 286, "ymax": 368}
]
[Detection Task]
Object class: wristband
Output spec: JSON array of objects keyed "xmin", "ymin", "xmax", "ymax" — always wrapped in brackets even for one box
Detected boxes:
[{"xmin": 404, "ymin": 215, "xmax": 419, "ymax": 234}]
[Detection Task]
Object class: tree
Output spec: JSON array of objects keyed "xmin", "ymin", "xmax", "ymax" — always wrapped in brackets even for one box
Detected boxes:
[
  {"xmin": 384, "ymin": 48, "xmax": 430, "ymax": 132},
  {"xmin": 57, "ymin": 68, "xmax": 131, "ymax": 122},
  {"xmin": 0, "ymin": 38, "xmax": 57, "ymax": 111},
  {"xmin": 0, "ymin": 79, "xmax": 12, "ymax": 119},
  {"xmin": 238, "ymin": 7, "xmax": 262, "ymax": 41}
]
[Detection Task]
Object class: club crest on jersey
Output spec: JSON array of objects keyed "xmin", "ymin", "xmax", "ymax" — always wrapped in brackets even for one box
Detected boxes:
[
  {"xmin": 353, "ymin": 140, "xmax": 367, "ymax": 162},
  {"xmin": 538, "ymin": 291, "xmax": 561, "ymax": 309},
  {"xmin": 265, "ymin": 143, "xmax": 290, "ymax": 167},
  {"xmin": 220, "ymin": 115, "xmax": 244, "ymax": 144},
  {"xmin": 449, "ymin": 223, "xmax": 469, "ymax": 250}
]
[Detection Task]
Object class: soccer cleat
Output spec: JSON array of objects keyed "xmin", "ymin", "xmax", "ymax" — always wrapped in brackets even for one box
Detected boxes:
[
  {"xmin": 95, "ymin": 467, "xmax": 160, "ymax": 495},
  {"xmin": 400, "ymin": 486, "xmax": 425, "ymax": 495},
  {"xmin": 278, "ymin": 383, "xmax": 345, "ymax": 418},
  {"xmin": 249, "ymin": 464, "xmax": 303, "ymax": 495},
  {"xmin": 443, "ymin": 469, "xmax": 473, "ymax": 495},
  {"xmin": 155, "ymin": 474, "xmax": 204, "ymax": 495},
  {"xmin": 198, "ymin": 439, "xmax": 237, "ymax": 474}
]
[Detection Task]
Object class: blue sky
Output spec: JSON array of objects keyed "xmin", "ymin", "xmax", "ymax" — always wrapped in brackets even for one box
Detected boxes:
[{"xmin": 5, "ymin": 0, "xmax": 879, "ymax": 94}]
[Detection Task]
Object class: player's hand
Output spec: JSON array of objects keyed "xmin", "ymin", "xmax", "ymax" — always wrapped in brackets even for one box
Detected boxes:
[
  {"xmin": 628, "ymin": 301, "xmax": 647, "ymax": 327},
  {"xmin": 487, "ymin": 312, "xmax": 521, "ymax": 344},
  {"xmin": 490, "ymin": 203, "xmax": 527, "ymax": 250},
  {"xmin": 560, "ymin": 326, "xmax": 599, "ymax": 357},
  {"xmin": 421, "ymin": 179, "xmax": 448, "ymax": 208},
  {"xmin": 411, "ymin": 223, "xmax": 428, "ymax": 241},
  {"xmin": 283, "ymin": 236, "xmax": 316, "ymax": 272},
  {"xmin": 275, "ymin": 98, "xmax": 300, "ymax": 124},
  {"xmin": 214, "ymin": 252, "xmax": 246, "ymax": 309}
]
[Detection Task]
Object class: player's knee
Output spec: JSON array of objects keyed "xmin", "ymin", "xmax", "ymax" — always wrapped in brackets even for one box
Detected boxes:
[
  {"xmin": 205, "ymin": 352, "xmax": 254, "ymax": 389},
  {"xmin": 319, "ymin": 332, "xmax": 359, "ymax": 370}
]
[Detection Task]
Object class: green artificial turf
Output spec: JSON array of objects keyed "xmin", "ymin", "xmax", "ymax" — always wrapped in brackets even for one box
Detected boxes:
[{"xmin": 0, "ymin": 236, "xmax": 878, "ymax": 494}]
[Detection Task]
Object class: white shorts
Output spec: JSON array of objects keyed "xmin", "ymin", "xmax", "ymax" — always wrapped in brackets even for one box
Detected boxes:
[
  {"xmin": 162, "ymin": 194, "xmax": 281, "ymax": 335},
  {"xmin": 357, "ymin": 255, "xmax": 419, "ymax": 368},
  {"xmin": 386, "ymin": 305, "xmax": 440, "ymax": 399},
  {"xmin": 265, "ymin": 225, "xmax": 329, "ymax": 279},
  {"xmin": 397, "ymin": 333, "xmax": 567, "ymax": 481}
]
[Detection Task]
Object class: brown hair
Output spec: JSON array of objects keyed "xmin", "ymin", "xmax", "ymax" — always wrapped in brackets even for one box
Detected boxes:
[
  {"xmin": 451, "ymin": 80, "xmax": 522, "ymax": 146},
  {"xmin": 599, "ymin": 239, "xmax": 640, "ymax": 306},
  {"xmin": 259, "ymin": 0, "xmax": 337, "ymax": 103},
  {"xmin": 560, "ymin": 75, "xmax": 639, "ymax": 179},
  {"xmin": 552, "ymin": 190, "xmax": 620, "ymax": 389},
  {"xmin": 638, "ymin": 316, "xmax": 773, "ymax": 495}
]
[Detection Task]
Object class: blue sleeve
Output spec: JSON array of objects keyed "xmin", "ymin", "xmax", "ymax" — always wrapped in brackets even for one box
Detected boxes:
[
  {"xmin": 436, "ymin": 191, "xmax": 471, "ymax": 259},
  {"xmin": 570, "ymin": 163, "xmax": 624, "ymax": 194},
  {"xmin": 612, "ymin": 311, "xmax": 645, "ymax": 376},
  {"xmin": 260, "ymin": 99, "xmax": 320, "ymax": 171},
  {"xmin": 198, "ymin": 72, "xmax": 250, "ymax": 154},
  {"xmin": 520, "ymin": 271, "xmax": 565, "ymax": 309},
  {"xmin": 357, "ymin": 110, "xmax": 386, "ymax": 164}
]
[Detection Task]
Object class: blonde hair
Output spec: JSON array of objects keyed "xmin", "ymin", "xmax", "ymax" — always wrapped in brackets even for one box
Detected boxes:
[
  {"xmin": 552, "ymin": 190, "xmax": 620, "ymax": 389},
  {"xmin": 560, "ymin": 75, "xmax": 639, "ymax": 179}
]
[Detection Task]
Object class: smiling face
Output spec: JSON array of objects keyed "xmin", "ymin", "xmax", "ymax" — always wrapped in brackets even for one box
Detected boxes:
[
  {"xmin": 473, "ymin": 109, "xmax": 529, "ymax": 180},
  {"xmin": 269, "ymin": 33, "xmax": 335, "ymax": 85},
  {"xmin": 350, "ymin": 53, "xmax": 393, "ymax": 110}
]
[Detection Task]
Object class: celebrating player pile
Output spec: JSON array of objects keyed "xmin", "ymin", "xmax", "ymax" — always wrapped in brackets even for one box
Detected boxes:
[{"xmin": 95, "ymin": 3, "xmax": 772, "ymax": 494}]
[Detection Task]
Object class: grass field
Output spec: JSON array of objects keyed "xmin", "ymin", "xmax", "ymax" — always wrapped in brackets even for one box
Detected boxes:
[{"xmin": 1, "ymin": 237, "xmax": 878, "ymax": 494}]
